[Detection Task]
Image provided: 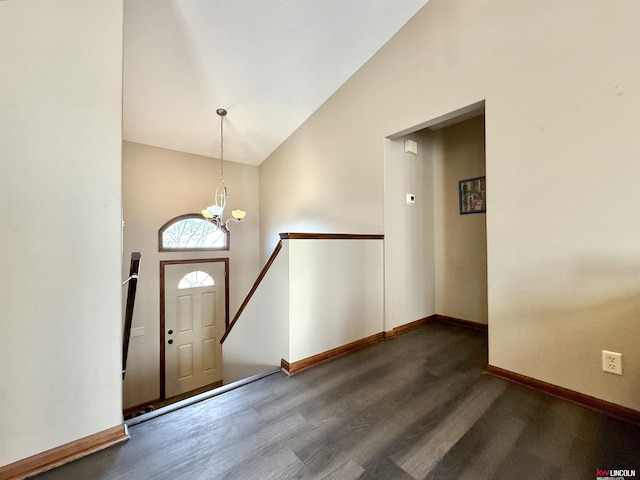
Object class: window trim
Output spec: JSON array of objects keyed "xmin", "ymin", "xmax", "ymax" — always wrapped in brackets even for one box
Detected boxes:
[{"xmin": 158, "ymin": 213, "xmax": 230, "ymax": 252}]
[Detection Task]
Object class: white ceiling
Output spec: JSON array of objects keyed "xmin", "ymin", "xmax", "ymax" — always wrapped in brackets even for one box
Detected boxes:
[{"xmin": 123, "ymin": 0, "xmax": 429, "ymax": 166}]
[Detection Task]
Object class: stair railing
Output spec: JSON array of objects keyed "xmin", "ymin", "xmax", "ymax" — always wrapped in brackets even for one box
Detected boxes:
[{"xmin": 122, "ymin": 252, "xmax": 141, "ymax": 379}]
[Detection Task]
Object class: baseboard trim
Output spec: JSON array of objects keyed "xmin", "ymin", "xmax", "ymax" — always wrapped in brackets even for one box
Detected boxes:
[
  {"xmin": 282, "ymin": 332, "xmax": 385, "ymax": 376},
  {"xmin": 435, "ymin": 315, "xmax": 488, "ymax": 332},
  {"xmin": 280, "ymin": 358, "xmax": 291, "ymax": 373},
  {"xmin": 391, "ymin": 315, "xmax": 438, "ymax": 336},
  {"xmin": 486, "ymin": 365, "xmax": 640, "ymax": 426},
  {"xmin": 0, "ymin": 424, "xmax": 129, "ymax": 480}
]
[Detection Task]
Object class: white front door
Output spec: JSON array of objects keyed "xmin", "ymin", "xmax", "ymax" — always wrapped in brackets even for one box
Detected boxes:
[{"xmin": 164, "ymin": 261, "xmax": 225, "ymax": 398}]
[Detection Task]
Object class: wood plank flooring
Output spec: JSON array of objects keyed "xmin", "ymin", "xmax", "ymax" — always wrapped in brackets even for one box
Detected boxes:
[{"xmin": 35, "ymin": 323, "xmax": 640, "ymax": 479}]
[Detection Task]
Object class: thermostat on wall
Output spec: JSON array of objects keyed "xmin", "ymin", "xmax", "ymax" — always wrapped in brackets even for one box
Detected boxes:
[{"xmin": 407, "ymin": 193, "xmax": 416, "ymax": 204}]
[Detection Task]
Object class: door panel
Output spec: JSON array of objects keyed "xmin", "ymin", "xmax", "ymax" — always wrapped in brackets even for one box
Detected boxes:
[
  {"xmin": 164, "ymin": 261, "xmax": 225, "ymax": 398},
  {"xmin": 177, "ymin": 295, "xmax": 193, "ymax": 332},
  {"xmin": 202, "ymin": 292, "xmax": 215, "ymax": 328},
  {"xmin": 203, "ymin": 338, "xmax": 215, "ymax": 371},
  {"xmin": 179, "ymin": 344, "xmax": 193, "ymax": 378}
]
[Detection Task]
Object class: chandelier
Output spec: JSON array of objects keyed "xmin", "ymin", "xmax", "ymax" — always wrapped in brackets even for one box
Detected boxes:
[{"xmin": 202, "ymin": 108, "xmax": 246, "ymax": 232}]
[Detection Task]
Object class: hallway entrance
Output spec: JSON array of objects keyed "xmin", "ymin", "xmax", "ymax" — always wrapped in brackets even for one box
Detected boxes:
[{"xmin": 383, "ymin": 101, "xmax": 487, "ymax": 331}]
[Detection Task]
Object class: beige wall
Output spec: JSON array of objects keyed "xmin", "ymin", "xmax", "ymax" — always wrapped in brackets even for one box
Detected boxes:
[
  {"xmin": 122, "ymin": 141, "xmax": 260, "ymax": 409},
  {"xmin": 0, "ymin": 1, "xmax": 124, "ymax": 466},
  {"xmin": 223, "ymin": 237, "xmax": 384, "ymax": 381},
  {"xmin": 289, "ymin": 238, "xmax": 384, "ymax": 362},
  {"xmin": 434, "ymin": 116, "xmax": 487, "ymax": 323},
  {"xmin": 258, "ymin": 101, "xmax": 385, "ymax": 261},
  {"xmin": 260, "ymin": 0, "xmax": 640, "ymax": 410}
]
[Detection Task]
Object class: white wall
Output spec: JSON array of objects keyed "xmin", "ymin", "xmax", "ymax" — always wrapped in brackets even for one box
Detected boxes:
[
  {"xmin": 223, "ymin": 237, "xmax": 384, "ymax": 379},
  {"xmin": 384, "ymin": 135, "xmax": 436, "ymax": 330},
  {"xmin": 289, "ymin": 239, "xmax": 384, "ymax": 362},
  {"xmin": 122, "ymin": 141, "xmax": 260, "ymax": 408},
  {"xmin": 259, "ymin": 0, "xmax": 640, "ymax": 410},
  {"xmin": 384, "ymin": 116, "xmax": 486, "ymax": 329},
  {"xmin": 434, "ymin": 116, "xmax": 487, "ymax": 323},
  {"xmin": 222, "ymin": 241, "xmax": 290, "ymax": 384},
  {"xmin": 0, "ymin": 0, "xmax": 124, "ymax": 466}
]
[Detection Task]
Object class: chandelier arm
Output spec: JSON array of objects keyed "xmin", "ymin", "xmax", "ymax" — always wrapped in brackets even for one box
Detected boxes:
[{"xmin": 224, "ymin": 217, "xmax": 243, "ymax": 229}]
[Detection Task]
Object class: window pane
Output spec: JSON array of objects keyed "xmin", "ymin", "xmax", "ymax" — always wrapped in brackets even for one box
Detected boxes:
[
  {"xmin": 178, "ymin": 271, "xmax": 215, "ymax": 289},
  {"xmin": 162, "ymin": 218, "xmax": 227, "ymax": 249}
]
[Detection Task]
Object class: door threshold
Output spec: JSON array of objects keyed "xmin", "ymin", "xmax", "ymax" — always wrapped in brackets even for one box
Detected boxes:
[
  {"xmin": 124, "ymin": 381, "xmax": 223, "ymax": 420},
  {"xmin": 125, "ymin": 368, "xmax": 282, "ymax": 427}
]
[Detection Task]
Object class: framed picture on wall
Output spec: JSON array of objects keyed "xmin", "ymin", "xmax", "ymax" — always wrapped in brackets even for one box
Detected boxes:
[{"xmin": 459, "ymin": 176, "xmax": 486, "ymax": 214}]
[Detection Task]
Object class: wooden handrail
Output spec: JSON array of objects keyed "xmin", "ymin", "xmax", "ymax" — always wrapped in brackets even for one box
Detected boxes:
[
  {"xmin": 220, "ymin": 240, "xmax": 283, "ymax": 344},
  {"xmin": 279, "ymin": 232, "xmax": 384, "ymax": 240},
  {"xmin": 122, "ymin": 252, "xmax": 141, "ymax": 379}
]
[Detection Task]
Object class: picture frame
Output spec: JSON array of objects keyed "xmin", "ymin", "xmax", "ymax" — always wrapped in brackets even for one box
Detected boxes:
[{"xmin": 459, "ymin": 176, "xmax": 486, "ymax": 214}]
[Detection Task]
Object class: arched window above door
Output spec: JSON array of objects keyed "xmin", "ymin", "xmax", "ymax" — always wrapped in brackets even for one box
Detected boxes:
[
  {"xmin": 159, "ymin": 213, "xmax": 229, "ymax": 251},
  {"xmin": 178, "ymin": 271, "xmax": 215, "ymax": 289}
]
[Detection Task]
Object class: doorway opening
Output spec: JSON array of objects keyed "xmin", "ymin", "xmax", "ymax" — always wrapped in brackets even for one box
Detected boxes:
[
  {"xmin": 383, "ymin": 101, "xmax": 487, "ymax": 333},
  {"xmin": 157, "ymin": 258, "xmax": 228, "ymax": 411}
]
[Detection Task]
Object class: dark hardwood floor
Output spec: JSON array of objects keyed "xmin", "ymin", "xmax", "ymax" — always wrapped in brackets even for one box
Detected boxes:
[{"xmin": 36, "ymin": 323, "xmax": 640, "ymax": 479}]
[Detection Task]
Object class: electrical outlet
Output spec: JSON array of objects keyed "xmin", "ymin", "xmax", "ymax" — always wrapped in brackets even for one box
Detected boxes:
[{"xmin": 602, "ymin": 350, "xmax": 622, "ymax": 376}]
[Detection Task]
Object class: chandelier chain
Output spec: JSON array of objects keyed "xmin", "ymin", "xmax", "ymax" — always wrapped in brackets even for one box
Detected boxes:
[
  {"xmin": 219, "ymin": 111, "xmax": 224, "ymax": 185},
  {"xmin": 202, "ymin": 107, "xmax": 245, "ymax": 227}
]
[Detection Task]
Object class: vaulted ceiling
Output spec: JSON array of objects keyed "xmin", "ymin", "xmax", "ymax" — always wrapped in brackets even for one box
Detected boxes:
[{"xmin": 123, "ymin": 0, "xmax": 429, "ymax": 165}]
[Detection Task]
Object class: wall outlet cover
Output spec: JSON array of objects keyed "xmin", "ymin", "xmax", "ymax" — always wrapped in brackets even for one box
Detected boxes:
[
  {"xmin": 602, "ymin": 350, "xmax": 622, "ymax": 375},
  {"xmin": 131, "ymin": 326, "xmax": 146, "ymax": 337}
]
